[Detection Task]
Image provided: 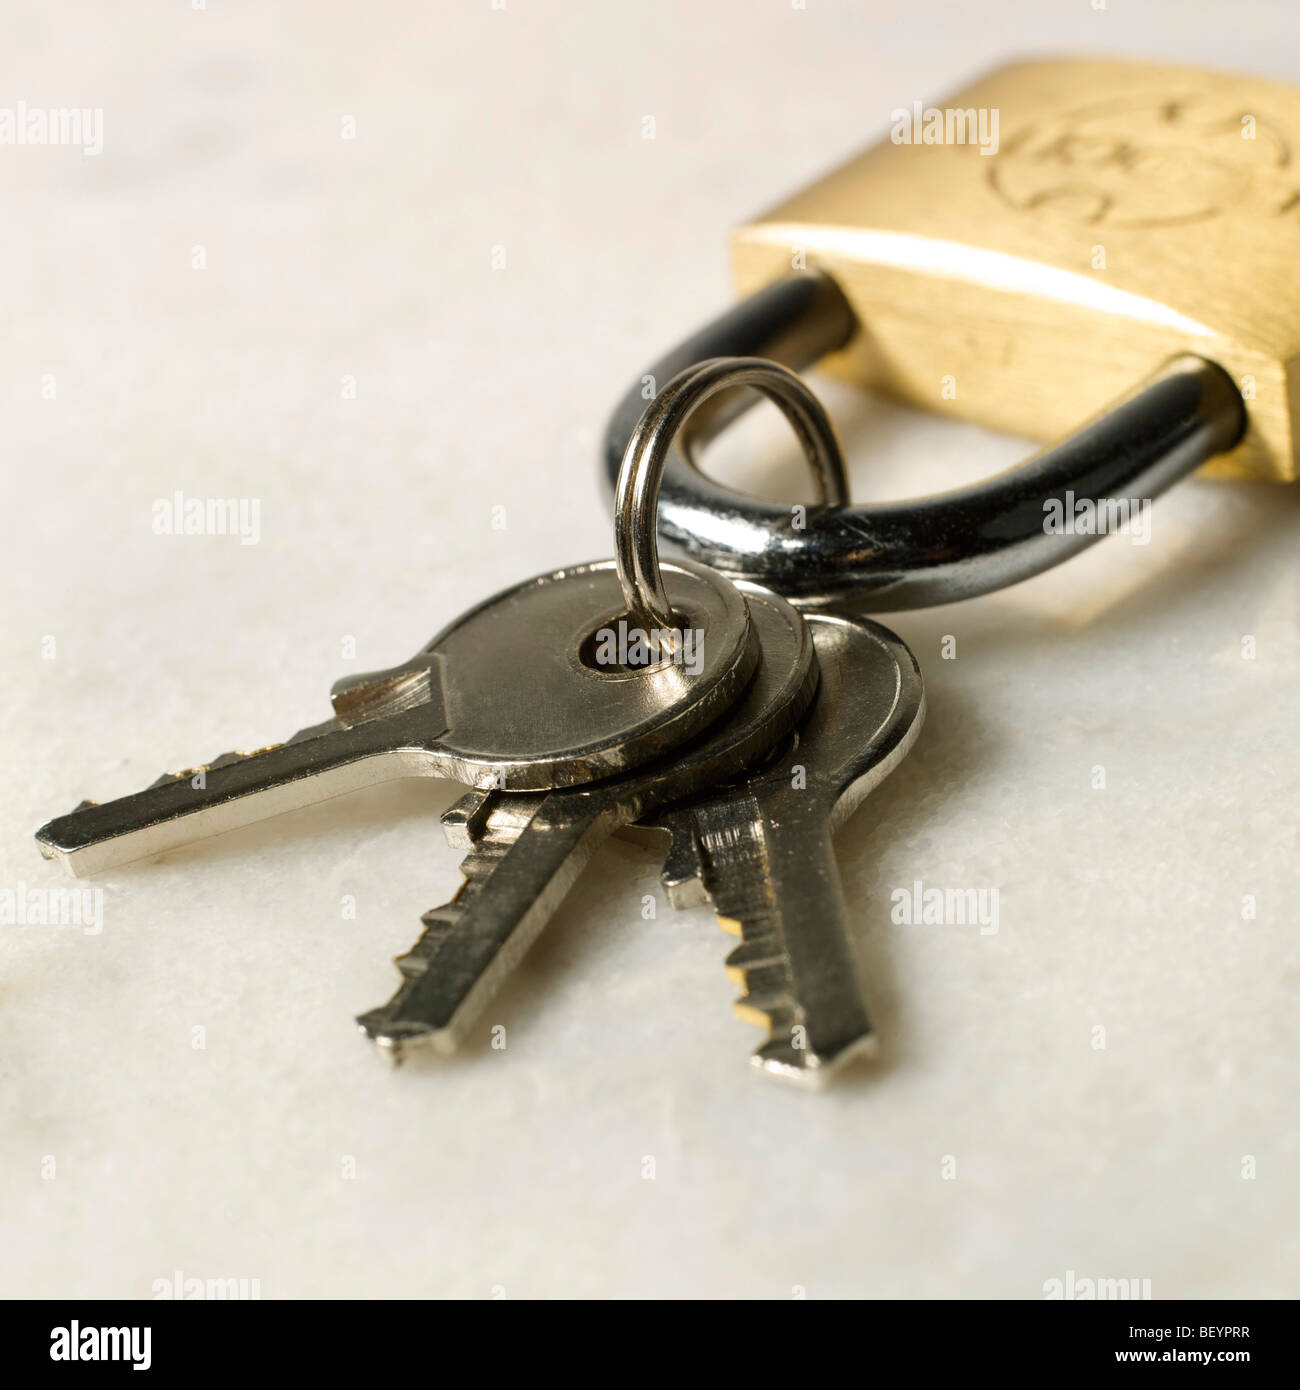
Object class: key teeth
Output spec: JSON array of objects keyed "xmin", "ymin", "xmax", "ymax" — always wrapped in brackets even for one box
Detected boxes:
[
  {"xmin": 144, "ymin": 739, "xmax": 297, "ymax": 791},
  {"xmin": 212, "ymin": 746, "xmax": 283, "ymax": 768},
  {"xmin": 359, "ymin": 795, "xmax": 546, "ymax": 1063},
  {"xmin": 392, "ymin": 908, "xmax": 459, "ymax": 979},
  {"xmin": 723, "ymin": 935, "xmax": 782, "ymax": 973},
  {"xmin": 731, "ymin": 963, "xmax": 793, "ymax": 1020},
  {"xmin": 359, "ymin": 914, "xmax": 470, "ymax": 1061},
  {"xmin": 146, "ymin": 769, "xmax": 199, "ymax": 790},
  {"xmin": 725, "ymin": 930, "xmax": 876, "ymax": 1088}
]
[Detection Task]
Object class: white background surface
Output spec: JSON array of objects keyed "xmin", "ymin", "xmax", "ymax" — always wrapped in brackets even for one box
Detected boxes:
[{"xmin": 2, "ymin": 0, "xmax": 1297, "ymax": 1300}]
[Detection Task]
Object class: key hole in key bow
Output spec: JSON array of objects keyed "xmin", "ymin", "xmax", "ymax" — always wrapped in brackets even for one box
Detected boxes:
[{"xmin": 576, "ymin": 607, "xmax": 701, "ymax": 679}]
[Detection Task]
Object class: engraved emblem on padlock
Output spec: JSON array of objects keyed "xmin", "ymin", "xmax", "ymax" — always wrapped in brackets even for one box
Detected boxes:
[{"xmin": 603, "ymin": 58, "xmax": 1300, "ymax": 610}]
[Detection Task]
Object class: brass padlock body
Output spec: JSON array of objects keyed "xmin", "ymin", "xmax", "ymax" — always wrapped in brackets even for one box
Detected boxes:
[{"xmin": 731, "ymin": 58, "xmax": 1300, "ymax": 481}]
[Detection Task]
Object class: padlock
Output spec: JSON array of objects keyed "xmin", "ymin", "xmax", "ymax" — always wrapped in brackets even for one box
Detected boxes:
[
  {"xmin": 603, "ymin": 57, "xmax": 1300, "ymax": 610},
  {"xmin": 734, "ymin": 56, "xmax": 1300, "ymax": 484}
]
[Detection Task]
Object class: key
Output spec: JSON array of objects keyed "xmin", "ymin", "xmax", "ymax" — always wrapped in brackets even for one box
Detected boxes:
[
  {"xmin": 357, "ymin": 583, "xmax": 819, "ymax": 1061},
  {"xmin": 34, "ymin": 555, "xmax": 758, "ymax": 877},
  {"xmin": 642, "ymin": 613, "xmax": 924, "ymax": 1088}
]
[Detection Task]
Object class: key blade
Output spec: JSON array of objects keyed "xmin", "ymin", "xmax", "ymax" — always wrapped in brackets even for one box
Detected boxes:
[
  {"xmin": 35, "ymin": 707, "xmax": 450, "ymax": 878},
  {"xmin": 357, "ymin": 793, "xmax": 608, "ymax": 1061},
  {"xmin": 646, "ymin": 614, "xmax": 926, "ymax": 1087},
  {"xmin": 687, "ymin": 791, "xmax": 876, "ymax": 1088}
]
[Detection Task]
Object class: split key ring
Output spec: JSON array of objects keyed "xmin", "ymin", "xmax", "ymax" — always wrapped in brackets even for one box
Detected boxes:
[{"xmin": 614, "ymin": 355, "xmax": 848, "ymax": 634}]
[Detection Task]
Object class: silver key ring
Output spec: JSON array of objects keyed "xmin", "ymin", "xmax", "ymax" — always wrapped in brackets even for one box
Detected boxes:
[
  {"xmin": 602, "ymin": 272, "xmax": 1247, "ymax": 612},
  {"xmin": 614, "ymin": 356, "xmax": 848, "ymax": 633}
]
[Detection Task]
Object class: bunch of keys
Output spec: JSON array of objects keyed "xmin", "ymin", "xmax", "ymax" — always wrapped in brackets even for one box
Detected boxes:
[
  {"xmin": 37, "ymin": 358, "xmax": 924, "ymax": 1087},
  {"xmin": 35, "ymin": 57, "xmax": 1288, "ymax": 1085}
]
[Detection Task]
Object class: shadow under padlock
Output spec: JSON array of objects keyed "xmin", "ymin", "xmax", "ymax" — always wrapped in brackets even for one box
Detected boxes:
[{"xmin": 597, "ymin": 55, "xmax": 1300, "ymax": 611}]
